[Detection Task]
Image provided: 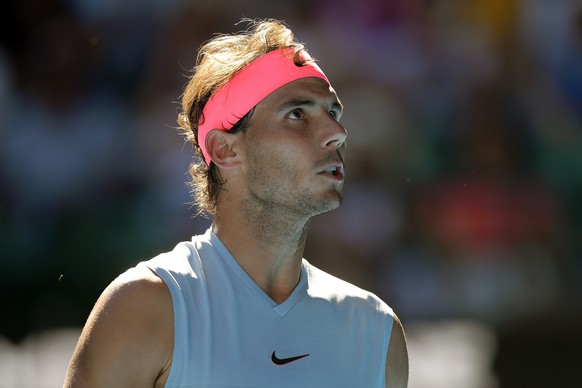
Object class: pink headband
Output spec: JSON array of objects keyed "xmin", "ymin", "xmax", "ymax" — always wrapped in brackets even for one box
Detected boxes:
[{"xmin": 198, "ymin": 47, "xmax": 329, "ymax": 165}]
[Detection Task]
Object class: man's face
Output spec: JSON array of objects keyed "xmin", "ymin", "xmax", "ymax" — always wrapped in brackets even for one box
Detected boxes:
[{"xmin": 238, "ymin": 77, "xmax": 347, "ymax": 218}]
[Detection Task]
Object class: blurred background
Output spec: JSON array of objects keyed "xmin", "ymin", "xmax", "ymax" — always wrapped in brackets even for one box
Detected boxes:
[{"xmin": 1, "ymin": 0, "xmax": 581, "ymax": 386}]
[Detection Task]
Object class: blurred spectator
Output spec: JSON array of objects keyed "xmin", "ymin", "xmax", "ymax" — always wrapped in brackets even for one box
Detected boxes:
[{"xmin": 381, "ymin": 83, "xmax": 564, "ymax": 322}]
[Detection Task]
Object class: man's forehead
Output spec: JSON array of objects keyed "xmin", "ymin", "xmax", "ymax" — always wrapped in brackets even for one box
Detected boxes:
[{"xmin": 262, "ymin": 77, "xmax": 341, "ymax": 107}]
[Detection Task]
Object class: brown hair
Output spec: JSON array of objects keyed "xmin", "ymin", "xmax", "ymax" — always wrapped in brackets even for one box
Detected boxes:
[{"xmin": 177, "ymin": 18, "xmax": 312, "ymax": 216}]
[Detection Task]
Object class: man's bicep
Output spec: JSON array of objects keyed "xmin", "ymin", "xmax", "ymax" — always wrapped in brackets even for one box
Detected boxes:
[
  {"xmin": 385, "ymin": 313, "xmax": 409, "ymax": 388},
  {"xmin": 65, "ymin": 267, "xmax": 173, "ymax": 387}
]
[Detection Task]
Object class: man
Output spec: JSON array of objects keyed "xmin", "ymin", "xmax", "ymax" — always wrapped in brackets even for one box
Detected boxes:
[{"xmin": 65, "ymin": 19, "xmax": 409, "ymax": 387}]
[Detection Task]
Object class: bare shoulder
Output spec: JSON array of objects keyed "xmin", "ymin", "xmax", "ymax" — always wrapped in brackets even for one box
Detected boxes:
[
  {"xmin": 386, "ymin": 312, "xmax": 409, "ymax": 388},
  {"xmin": 65, "ymin": 265, "xmax": 174, "ymax": 387}
]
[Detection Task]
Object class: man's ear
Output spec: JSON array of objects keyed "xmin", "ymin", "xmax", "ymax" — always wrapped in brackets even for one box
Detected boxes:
[{"xmin": 205, "ymin": 129, "xmax": 242, "ymax": 169}]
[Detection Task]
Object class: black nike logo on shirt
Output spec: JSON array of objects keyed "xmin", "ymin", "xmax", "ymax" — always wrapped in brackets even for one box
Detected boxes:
[{"xmin": 271, "ymin": 351, "xmax": 310, "ymax": 365}]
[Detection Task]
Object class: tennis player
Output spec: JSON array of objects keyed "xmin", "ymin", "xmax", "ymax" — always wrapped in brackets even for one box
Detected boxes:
[{"xmin": 65, "ymin": 18, "xmax": 408, "ymax": 387}]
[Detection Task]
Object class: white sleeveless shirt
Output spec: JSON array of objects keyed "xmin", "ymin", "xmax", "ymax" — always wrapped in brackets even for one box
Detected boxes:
[{"xmin": 139, "ymin": 229, "xmax": 393, "ymax": 387}]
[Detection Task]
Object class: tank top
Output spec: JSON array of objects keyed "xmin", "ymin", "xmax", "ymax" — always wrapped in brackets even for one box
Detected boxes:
[{"xmin": 139, "ymin": 229, "xmax": 393, "ymax": 387}]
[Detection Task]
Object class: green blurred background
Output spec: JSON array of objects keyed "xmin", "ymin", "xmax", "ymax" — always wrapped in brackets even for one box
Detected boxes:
[{"xmin": 1, "ymin": 0, "xmax": 581, "ymax": 386}]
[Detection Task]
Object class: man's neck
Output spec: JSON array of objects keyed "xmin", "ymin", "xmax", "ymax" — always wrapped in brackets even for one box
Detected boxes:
[{"xmin": 212, "ymin": 203, "xmax": 311, "ymax": 304}]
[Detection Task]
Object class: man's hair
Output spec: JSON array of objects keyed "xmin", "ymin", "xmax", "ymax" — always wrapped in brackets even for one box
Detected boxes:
[{"xmin": 177, "ymin": 18, "xmax": 311, "ymax": 216}]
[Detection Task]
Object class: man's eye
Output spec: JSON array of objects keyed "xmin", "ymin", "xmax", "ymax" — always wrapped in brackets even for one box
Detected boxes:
[{"xmin": 288, "ymin": 109, "xmax": 305, "ymax": 120}]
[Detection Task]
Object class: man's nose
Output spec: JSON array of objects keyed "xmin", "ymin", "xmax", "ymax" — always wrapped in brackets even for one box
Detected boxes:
[{"xmin": 320, "ymin": 117, "xmax": 347, "ymax": 150}]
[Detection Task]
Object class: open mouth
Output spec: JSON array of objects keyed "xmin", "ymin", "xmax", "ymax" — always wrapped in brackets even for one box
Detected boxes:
[{"xmin": 319, "ymin": 164, "xmax": 345, "ymax": 181}]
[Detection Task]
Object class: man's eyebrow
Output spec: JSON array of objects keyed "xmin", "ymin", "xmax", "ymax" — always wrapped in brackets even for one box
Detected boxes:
[
  {"xmin": 277, "ymin": 99, "xmax": 343, "ymax": 113},
  {"xmin": 277, "ymin": 99, "xmax": 315, "ymax": 111}
]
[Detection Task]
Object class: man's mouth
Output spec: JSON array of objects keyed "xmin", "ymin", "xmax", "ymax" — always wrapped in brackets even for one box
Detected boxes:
[{"xmin": 319, "ymin": 163, "xmax": 345, "ymax": 181}]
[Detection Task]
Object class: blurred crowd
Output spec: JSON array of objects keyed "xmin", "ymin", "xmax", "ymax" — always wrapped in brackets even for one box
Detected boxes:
[{"xmin": 1, "ymin": 0, "xmax": 581, "ymax": 386}]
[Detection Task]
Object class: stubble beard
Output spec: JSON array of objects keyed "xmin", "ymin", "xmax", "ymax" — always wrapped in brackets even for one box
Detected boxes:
[
  {"xmin": 246, "ymin": 181, "xmax": 343, "ymax": 222},
  {"xmin": 243, "ymin": 144, "xmax": 345, "ymax": 227},
  {"xmin": 241, "ymin": 185, "xmax": 342, "ymax": 250}
]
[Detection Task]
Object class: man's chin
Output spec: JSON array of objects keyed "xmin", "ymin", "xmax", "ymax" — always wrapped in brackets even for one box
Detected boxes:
[{"xmin": 313, "ymin": 192, "xmax": 343, "ymax": 216}]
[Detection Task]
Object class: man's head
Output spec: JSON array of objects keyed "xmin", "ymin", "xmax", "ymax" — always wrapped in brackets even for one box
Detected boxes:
[{"xmin": 178, "ymin": 19, "xmax": 345, "ymax": 216}]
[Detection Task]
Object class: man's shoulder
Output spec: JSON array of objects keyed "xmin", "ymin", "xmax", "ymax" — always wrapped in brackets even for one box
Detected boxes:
[
  {"xmin": 65, "ymin": 266, "xmax": 174, "ymax": 386},
  {"xmin": 303, "ymin": 260, "xmax": 393, "ymax": 316},
  {"xmin": 94, "ymin": 264, "xmax": 174, "ymax": 353},
  {"xmin": 99, "ymin": 265, "xmax": 174, "ymax": 330},
  {"xmin": 139, "ymin": 232, "xmax": 212, "ymax": 276},
  {"xmin": 111, "ymin": 265, "xmax": 170, "ymax": 296}
]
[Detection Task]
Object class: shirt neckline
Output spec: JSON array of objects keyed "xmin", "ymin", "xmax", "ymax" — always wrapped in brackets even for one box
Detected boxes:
[{"xmin": 206, "ymin": 229, "xmax": 307, "ymax": 317}]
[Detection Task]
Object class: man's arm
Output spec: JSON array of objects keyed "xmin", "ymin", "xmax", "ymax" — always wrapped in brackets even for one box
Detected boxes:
[
  {"xmin": 64, "ymin": 266, "xmax": 174, "ymax": 388},
  {"xmin": 386, "ymin": 313, "xmax": 409, "ymax": 388}
]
